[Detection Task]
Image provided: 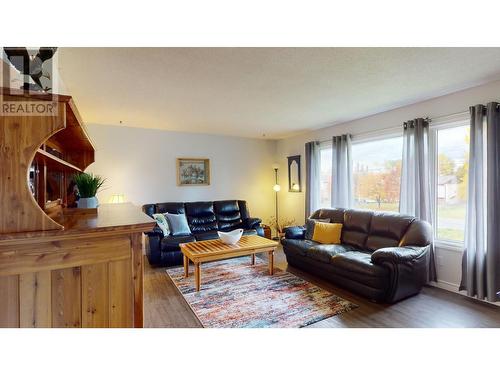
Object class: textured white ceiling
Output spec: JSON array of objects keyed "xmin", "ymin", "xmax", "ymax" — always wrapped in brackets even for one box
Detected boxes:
[{"xmin": 58, "ymin": 48, "xmax": 500, "ymax": 139}]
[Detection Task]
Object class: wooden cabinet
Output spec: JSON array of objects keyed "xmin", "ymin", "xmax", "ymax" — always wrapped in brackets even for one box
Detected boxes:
[
  {"xmin": 0, "ymin": 204, "xmax": 153, "ymax": 328},
  {"xmin": 0, "ymin": 88, "xmax": 155, "ymax": 327},
  {"xmin": 262, "ymin": 225, "xmax": 272, "ymax": 240}
]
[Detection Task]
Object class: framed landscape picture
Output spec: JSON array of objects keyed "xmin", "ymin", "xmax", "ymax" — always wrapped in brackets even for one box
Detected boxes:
[{"xmin": 176, "ymin": 158, "xmax": 210, "ymax": 186}]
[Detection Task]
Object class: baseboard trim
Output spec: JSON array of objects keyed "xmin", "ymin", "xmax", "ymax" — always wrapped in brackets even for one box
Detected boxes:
[
  {"xmin": 430, "ymin": 280, "xmax": 500, "ymax": 307},
  {"xmin": 430, "ymin": 280, "xmax": 459, "ymax": 292}
]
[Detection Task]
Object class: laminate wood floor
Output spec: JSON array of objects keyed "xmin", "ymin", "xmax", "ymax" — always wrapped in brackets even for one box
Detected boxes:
[{"xmin": 144, "ymin": 248, "xmax": 500, "ymax": 328}]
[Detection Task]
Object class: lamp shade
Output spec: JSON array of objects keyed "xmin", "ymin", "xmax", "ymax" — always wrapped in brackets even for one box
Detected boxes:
[
  {"xmin": 273, "ymin": 184, "xmax": 281, "ymax": 192},
  {"xmin": 109, "ymin": 194, "xmax": 126, "ymax": 204},
  {"xmin": 272, "ymin": 163, "xmax": 280, "ymax": 170}
]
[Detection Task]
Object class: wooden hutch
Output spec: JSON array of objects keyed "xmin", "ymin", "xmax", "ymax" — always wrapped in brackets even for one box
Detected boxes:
[{"xmin": 0, "ymin": 88, "xmax": 155, "ymax": 328}]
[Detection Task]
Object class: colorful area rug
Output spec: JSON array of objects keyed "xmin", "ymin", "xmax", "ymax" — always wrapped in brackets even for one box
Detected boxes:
[{"xmin": 166, "ymin": 257, "xmax": 357, "ymax": 328}]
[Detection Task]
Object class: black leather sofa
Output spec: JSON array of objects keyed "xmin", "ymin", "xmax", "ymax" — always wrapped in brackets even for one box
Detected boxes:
[
  {"xmin": 143, "ymin": 200, "xmax": 263, "ymax": 267},
  {"xmin": 282, "ymin": 208, "xmax": 432, "ymax": 303}
]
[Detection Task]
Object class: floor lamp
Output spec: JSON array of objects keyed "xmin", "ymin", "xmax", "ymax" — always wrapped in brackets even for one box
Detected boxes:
[{"xmin": 272, "ymin": 163, "xmax": 281, "ymax": 239}]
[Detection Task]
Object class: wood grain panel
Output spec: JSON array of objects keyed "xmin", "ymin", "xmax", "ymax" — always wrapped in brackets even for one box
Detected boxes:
[
  {"xmin": 19, "ymin": 271, "xmax": 52, "ymax": 327},
  {"xmin": 0, "ymin": 101, "xmax": 65, "ymax": 234},
  {"xmin": 109, "ymin": 259, "xmax": 133, "ymax": 328},
  {"xmin": 0, "ymin": 237, "xmax": 130, "ymax": 276},
  {"xmin": 131, "ymin": 233, "xmax": 143, "ymax": 328},
  {"xmin": 0, "ymin": 275, "xmax": 19, "ymax": 327},
  {"xmin": 81, "ymin": 263, "xmax": 109, "ymax": 327},
  {"xmin": 51, "ymin": 267, "xmax": 81, "ymax": 327}
]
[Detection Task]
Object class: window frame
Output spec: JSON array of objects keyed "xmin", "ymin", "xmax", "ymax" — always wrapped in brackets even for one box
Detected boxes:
[{"xmin": 429, "ymin": 117, "xmax": 470, "ymax": 251}]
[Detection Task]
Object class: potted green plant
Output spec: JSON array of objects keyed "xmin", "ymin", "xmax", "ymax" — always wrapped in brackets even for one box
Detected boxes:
[{"xmin": 74, "ymin": 173, "xmax": 105, "ymax": 209}]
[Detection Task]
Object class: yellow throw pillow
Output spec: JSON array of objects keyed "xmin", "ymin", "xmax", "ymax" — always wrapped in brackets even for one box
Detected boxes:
[{"xmin": 312, "ymin": 222, "xmax": 343, "ymax": 244}]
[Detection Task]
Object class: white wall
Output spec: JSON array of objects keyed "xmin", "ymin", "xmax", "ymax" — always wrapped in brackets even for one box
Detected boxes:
[
  {"xmin": 85, "ymin": 124, "xmax": 277, "ymax": 223},
  {"xmin": 275, "ymin": 79, "xmax": 500, "ymax": 294}
]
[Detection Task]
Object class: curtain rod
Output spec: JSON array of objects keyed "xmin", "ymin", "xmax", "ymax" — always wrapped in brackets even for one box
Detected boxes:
[{"xmin": 317, "ymin": 109, "xmax": 470, "ymax": 144}]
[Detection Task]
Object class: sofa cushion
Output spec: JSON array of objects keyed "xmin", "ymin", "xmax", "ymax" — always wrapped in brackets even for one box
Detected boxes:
[
  {"xmin": 369, "ymin": 212, "xmax": 414, "ymax": 239},
  {"xmin": 281, "ymin": 238, "xmax": 318, "ymax": 257},
  {"xmin": 365, "ymin": 236, "xmax": 400, "ymax": 251},
  {"xmin": 365, "ymin": 212, "xmax": 414, "ymax": 251},
  {"xmin": 306, "ymin": 244, "xmax": 352, "ymax": 264},
  {"xmin": 214, "ymin": 200, "xmax": 243, "ymax": 231},
  {"xmin": 242, "ymin": 217, "xmax": 261, "ymax": 229},
  {"xmin": 161, "ymin": 235, "xmax": 196, "ymax": 252},
  {"xmin": 194, "ymin": 231, "xmax": 219, "ymax": 241},
  {"xmin": 156, "ymin": 202, "xmax": 185, "ymax": 215},
  {"xmin": 185, "ymin": 201, "xmax": 218, "ymax": 233},
  {"xmin": 237, "ymin": 200, "xmax": 250, "ymax": 219},
  {"xmin": 399, "ymin": 220, "xmax": 433, "ymax": 247},
  {"xmin": 330, "ymin": 251, "xmax": 389, "ymax": 278},
  {"xmin": 314, "ymin": 208, "xmax": 346, "ymax": 224},
  {"xmin": 342, "ymin": 210, "xmax": 373, "ymax": 249},
  {"xmin": 286, "ymin": 253, "xmax": 388, "ymax": 301}
]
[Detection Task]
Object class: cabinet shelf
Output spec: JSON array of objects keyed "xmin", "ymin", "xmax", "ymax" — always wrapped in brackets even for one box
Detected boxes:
[{"xmin": 35, "ymin": 149, "xmax": 83, "ymax": 173}]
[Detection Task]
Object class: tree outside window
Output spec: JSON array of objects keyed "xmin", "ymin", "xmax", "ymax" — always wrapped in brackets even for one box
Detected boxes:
[{"xmin": 352, "ymin": 137, "xmax": 403, "ymax": 212}]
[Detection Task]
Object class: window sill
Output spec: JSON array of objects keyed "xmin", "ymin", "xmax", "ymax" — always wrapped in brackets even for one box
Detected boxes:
[{"xmin": 434, "ymin": 240, "xmax": 465, "ymax": 253}]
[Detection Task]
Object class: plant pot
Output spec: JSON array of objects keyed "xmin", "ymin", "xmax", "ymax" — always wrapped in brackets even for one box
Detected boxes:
[{"xmin": 77, "ymin": 196, "xmax": 99, "ymax": 209}]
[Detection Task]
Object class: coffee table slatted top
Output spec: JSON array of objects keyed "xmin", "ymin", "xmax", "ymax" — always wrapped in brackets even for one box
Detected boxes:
[{"xmin": 180, "ymin": 235, "xmax": 278, "ymax": 259}]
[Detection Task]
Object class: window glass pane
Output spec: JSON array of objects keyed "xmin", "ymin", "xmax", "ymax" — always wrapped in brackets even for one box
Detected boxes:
[
  {"xmin": 352, "ymin": 137, "xmax": 402, "ymax": 212},
  {"xmin": 320, "ymin": 147, "xmax": 332, "ymax": 208},
  {"xmin": 436, "ymin": 125, "xmax": 469, "ymax": 242}
]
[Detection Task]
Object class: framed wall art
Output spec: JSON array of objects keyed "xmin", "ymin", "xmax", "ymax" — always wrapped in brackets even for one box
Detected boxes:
[{"xmin": 176, "ymin": 158, "xmax": 210, "ymax": 186}]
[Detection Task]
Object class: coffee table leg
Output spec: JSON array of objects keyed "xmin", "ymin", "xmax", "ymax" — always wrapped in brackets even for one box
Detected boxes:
[
  {"xmin": 268, "ymin": 249, "xmax": 274, "ymax": 275},
  {"xmin": 183, "ymin": 255, "xmax": 189, "ymax": 277},
  {"xmin": 251, "ymin": 253, "xmax": 255, "ymax": 265},
  {"xmin": 194, "ymin": 262, "xmax": 201, "ymax": 291}
]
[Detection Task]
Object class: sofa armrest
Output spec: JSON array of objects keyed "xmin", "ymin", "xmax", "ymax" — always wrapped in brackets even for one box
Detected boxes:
[
  {"xmin": 371, "ymin": 246, "xmax": 430, "ymax": 303},
  {"xmin": 371, "ymin": 246, "xmax": 427, "ymax": 265},
  {"xmin": 144, "ymin": 226, "xmax": 164, "ymax": 266},
  {"xmin": 145, "ymin": 225, "xmax": 165, "ymax": 238},
  {"xmin": 284, "ymin": 226, "xmax": 306, "ymax": 240},
  {"xmin": 242, "ymin": 217, "xmax": 262, "ymax": 229}
]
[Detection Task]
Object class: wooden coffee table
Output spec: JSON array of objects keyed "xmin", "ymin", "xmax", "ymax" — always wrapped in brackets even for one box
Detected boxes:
[{"xmin": 179, "ymin": 235, "xmax": 279, "ymax": 291}]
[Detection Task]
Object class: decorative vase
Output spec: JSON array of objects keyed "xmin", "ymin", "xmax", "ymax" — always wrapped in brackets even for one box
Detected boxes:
[
  {"xmin": 77, "ymin": 196, "xmax": 99, "ymax": 209},
  {"xmin": 217, "ymin": 228, "xmax": 244, "ymax": 245}
]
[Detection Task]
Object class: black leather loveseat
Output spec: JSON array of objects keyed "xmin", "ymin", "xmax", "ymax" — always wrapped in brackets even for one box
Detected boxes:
[
  {"xmin": 282, "ymin": 208, "xmax": 432, "ymax": 303},
  {"xmin": 143, "ymin": 200, "xmax": 263, "ymax": 267}
]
